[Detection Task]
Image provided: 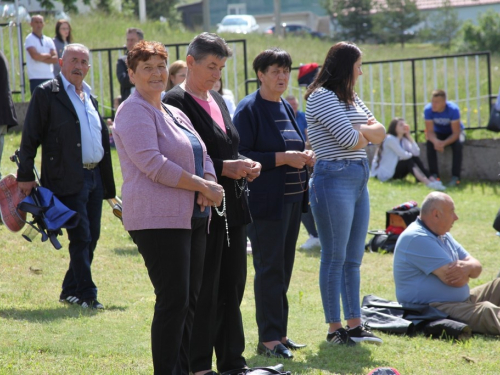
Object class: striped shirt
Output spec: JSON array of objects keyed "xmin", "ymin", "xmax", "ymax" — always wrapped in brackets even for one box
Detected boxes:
[
  {"xmin": 306, "ymin": 87, "xmax": 372, "ymax": 161},
  {"xmin": 264, "ymin": 99, "xmax": 306, "ymax": 203}
]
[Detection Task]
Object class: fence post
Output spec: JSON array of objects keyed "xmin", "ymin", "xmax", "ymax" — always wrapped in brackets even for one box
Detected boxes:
[{"xmin": 411, "ymin": 59, "xmax": 418, "ymax": 142}]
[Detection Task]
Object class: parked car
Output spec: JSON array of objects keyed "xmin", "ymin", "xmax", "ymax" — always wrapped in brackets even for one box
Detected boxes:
[
  {"xmin": 217, "ymin": 15, "xmax": 259, "ymax": 34},
  {"xmin": 1, "ymin": 3, "xmax": 31, "ymax": 22},
  {"xmin": 265, "ymin": 24, "xmax": 326, "ymax": 39}
]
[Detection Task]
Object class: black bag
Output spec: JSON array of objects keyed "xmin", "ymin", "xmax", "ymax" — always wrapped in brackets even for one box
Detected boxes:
[
  {"xmin": 366, "ymin": 233, "xmax": 399, "ymax": 253},
  {"xmin": 487, "ymin": 106, "xmax": 500, "ymax": 132},
  {"xmin": 493, "ymin": 208, "xmax": 500, "ymax": 232}
]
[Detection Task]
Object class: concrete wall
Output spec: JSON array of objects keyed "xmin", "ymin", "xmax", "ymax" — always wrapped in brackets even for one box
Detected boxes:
[{"xmin": 366, "ymin": 139, "xmax": 500, "ymax": 182}]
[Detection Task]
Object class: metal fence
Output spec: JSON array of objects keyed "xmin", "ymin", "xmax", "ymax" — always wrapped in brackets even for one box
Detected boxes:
[
  {"xmin": 0, "ymin": 27, "xmax": 493, "ymax": 134},
  {"xmin": 286, "ymin": 51, "xmax": 493, "ymax": 140},
  {"xmin": 0, "ymin": 30, "xmax": 249, "ymax": 118}
]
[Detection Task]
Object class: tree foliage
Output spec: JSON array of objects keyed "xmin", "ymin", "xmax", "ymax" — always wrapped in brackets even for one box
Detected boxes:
[
  {"xmin": 420, "ymin": 0, "xmax": 461, "ymax": 49},
  {"xmin": 372, "ymin": 0, "xmax": 421, "ymax": 48},
  {"xmin": 323, "ymin": 0, "xmax": 374, "ymax": 43},
  {"xmin": 39, "ymin": 0, "xmax": 90, "ymax": 13},
  {"xmin": 126, "ymin": 0, "xmax": 181, "ymax": 23},
  {"xmin": 456, "ymin": 10, "xmax": 500, "ymax": 53}
]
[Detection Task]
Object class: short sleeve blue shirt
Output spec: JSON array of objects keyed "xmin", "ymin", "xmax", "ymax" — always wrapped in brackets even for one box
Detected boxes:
[
  {"xmin": 423, "ymin": 101, "xmax": 463, "ymax": 135},
  {"xmin": 393, "ymin": 218, "xmax": 470, "ymax": 304}
]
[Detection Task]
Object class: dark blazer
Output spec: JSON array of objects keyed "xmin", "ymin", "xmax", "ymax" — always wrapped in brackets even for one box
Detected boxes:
[
  {"xmin": 233, "ymin": 89, "xmax": 309, "ymax": 221},
  {"xmin": 0, "ymin": 51, "xmax": 18, "ymax": 128},
  {"xmin": 17, "ymin": 75, "xmax": 116, "ymax": 199},
  {"xmin": 163, "ymin": 85, "xmax": 251, "ymax": 227},
  {"xmin": 116, "ymin": 55, "xmax": 133, "ymax": 102}
]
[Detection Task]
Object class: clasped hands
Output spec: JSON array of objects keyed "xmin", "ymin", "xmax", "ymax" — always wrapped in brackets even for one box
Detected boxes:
[
  {"xmin": 284, "ymin": 150, "xmax": 316, "ymax": 169},
  {"xmin": 222, "ymin": 159, "xmax": 262, "ymax": 182}
]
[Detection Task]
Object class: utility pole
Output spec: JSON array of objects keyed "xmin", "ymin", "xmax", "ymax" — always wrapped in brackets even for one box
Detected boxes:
[
  {"xmin": 139, "ymin": 0, "xmax": 146, "ymax": 23},
  {"xmin": 274, "ymin": 0, "xmax": 283, "ymax": 38},
  {"xmin": 203, "ymin": 0, "xmax": 211, "ymax": 32}
]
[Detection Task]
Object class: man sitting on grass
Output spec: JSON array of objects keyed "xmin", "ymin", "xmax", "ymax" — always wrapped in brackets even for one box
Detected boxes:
[{"xmin": 394, "ymin": 192, "xmax": 500, "ymax": 335}]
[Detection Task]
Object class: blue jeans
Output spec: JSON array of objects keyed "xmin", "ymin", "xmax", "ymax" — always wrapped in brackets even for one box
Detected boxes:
[
  {"xmin": 57, "ymin": 167, "xmax": 104, "ymax": 300},
  {"xmin": 309, "ymin": 159, "xmax": 370, "ymax": 323}
]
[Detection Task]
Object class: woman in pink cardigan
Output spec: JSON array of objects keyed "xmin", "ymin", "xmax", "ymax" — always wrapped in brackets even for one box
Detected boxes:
[{"xmin": 113, "ymin": 41, "xmax": 223, "ymax": 375}]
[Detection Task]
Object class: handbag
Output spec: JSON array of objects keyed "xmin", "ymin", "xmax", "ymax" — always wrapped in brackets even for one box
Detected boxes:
[
  {"xmin": 486, "ymin": 106, "xmax": 500, "ymax": 132},
  {"xmin": 493, "ymin": 208, "xmax": 500, "ymax": 232}
]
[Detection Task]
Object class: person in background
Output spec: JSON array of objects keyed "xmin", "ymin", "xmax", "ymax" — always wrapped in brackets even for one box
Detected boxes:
[
  {"xmin": 424, "ymin": 89, "xmax": 464, "ymax": 187},
  {"xmin": 17, "ymin": 43, "xmax": 116, "ymax": 309},
  {"xmin": 25, "ymin": 15, "xmax": 58, "ymax": 94},
  {"xmin": 163, "ymin": 33, "xmax": 262, "ymax": 375},
  {"xmin": 285, "ymin": 94, "xmax": 320, "ymax": 250},
  {"xmin": 234, "ymin": 48, "xmax": 313, "ymax": 359},
  {"xmin": 305, "ymin": 41, "xmax": 385, "ymax": 346},
  {"xmin": 116, "ymin": 27, "xmax": 144, "ymax": 102},
  {"xmin": 213, "ymin": 77, "xmax": 236, "ymax": 117},
  {"xmin": 394, "ymin": 192, "xmax": 500, "ymax": 336},
  {"xmin": 371, "ymin": 118, "xmax": 445, "ymax": 190},
  {"xmin": 0, "ymin": 51, "xmax": 18, "ymax": 180},
  {"xmin": 166, "ymin": 60, "xmax": 187, "ymax": 92},
  {"xmin": 53, "ymin": 19, "xmax": 72, "ymax": 77},
  {"xmin": 113, "ymin": 40, "xmax": 224, "ymax": 375}
]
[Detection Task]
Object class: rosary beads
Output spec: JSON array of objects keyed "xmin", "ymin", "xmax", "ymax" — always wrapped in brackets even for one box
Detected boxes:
[{"xmin": 213, "ymin": 190, "xmax": 230, "ymax": 247}]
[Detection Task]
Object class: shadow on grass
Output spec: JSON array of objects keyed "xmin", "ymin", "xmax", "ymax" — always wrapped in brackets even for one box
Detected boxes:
[
  {"xmin": 113, "ymin": 246, "xmax": 139, "ymax": 256},
  {"xmin": 0, "ymin": 305, "xmax": 127, "ymax": 321},
  {"xmin": 245, "ymin": 342, "xmax": 380, "ymax": 374},
  {"xmin": 297, "ymin": 245, "xmax": 321, "ymax": 258}
]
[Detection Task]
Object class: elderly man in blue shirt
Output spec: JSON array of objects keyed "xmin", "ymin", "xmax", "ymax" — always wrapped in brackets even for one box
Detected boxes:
[
  {"xmin": 394, "ymin": 192, "xmax": 500, "ymax": 335},
  {"xmin": 17, "ymin": 43, "xmax": 116, "ymax": 310}
]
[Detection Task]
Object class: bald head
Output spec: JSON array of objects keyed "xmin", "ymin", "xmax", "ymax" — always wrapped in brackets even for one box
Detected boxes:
[{"xmin": 420, "ymin": 192, "xmax": 458, "ymax": 235}]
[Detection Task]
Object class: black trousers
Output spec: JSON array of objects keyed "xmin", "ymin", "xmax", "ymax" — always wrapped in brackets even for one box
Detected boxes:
[
  {"xmin": 393, "ymin": 156, "xmax": 430, "ymax": 181},
  {"xmin": 426, "ymin": 133, "xmax": 463, "ymax": 178},
  {"xmin": 130, "ymin": 217, "xmax": 207, "ymax": 375},
  {"xmin": 190, "ymin": 219, "xmax": 248, "ymax": 373},
  {"xmin": 247, "ymin": 201, "xmax": 302, "ymax": 342}
]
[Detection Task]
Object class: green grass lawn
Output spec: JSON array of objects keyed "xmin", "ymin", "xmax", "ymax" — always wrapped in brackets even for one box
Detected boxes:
[{"xmin": 1, "ymin": 132, "xmax": 500, "ymax": 374}]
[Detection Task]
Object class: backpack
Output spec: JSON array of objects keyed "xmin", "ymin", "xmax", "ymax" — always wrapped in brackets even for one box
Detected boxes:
[
  {"xmin": 298, "ymin": 63, "xmax": 319, "ymax": 86},
  {"xmin": 366, "ymin": 203, "xmax": 420, "ymax": 253}
]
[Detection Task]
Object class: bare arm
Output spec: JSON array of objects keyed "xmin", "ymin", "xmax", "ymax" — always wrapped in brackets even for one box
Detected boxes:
[
  {"xmin": 359, "ymin": 120, "xmax": 386, "ymax": 144},
  {"xmin": 441, "ymin": 120, "xmax": 461, "ymax": 146},
  {"xmin": 351, "ymin": 131, "xmax": 369, "ymax": 150},
  {"xmin": 432, "ymin": 256, "xmax": 482, "ymax": 287},
  {"xmin": 27, "ymin": 46, "xmax": 57, "ymax": 63}
]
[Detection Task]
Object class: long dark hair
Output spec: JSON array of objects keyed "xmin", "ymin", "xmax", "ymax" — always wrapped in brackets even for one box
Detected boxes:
[
  {"xmin": 55, "ymin": 20, "xmax": 72, "ymax": 43},
  {"xmin": 305, "ymin": 42, "xmax": 361, "ymax": 106},
  {"xmin": 374, "ymin": 118, "xmax": 403, "ymax": 169}
]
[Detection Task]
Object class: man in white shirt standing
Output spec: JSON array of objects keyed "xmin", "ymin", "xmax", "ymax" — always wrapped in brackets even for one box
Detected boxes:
[{"xmin": 24, "ymin": 15, "xmax": 58, "ymax": 94}]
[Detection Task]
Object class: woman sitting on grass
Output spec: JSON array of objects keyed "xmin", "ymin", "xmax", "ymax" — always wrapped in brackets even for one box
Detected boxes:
[{"xmin": 371, "ymin": 118, "xmax": 445, "ymax": 190}]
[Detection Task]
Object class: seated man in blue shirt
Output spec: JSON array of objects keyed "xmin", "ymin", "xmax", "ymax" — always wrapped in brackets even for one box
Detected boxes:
[
  {"xmin": 424, "ymin": 90, "xmax": 464, "ymax": 187},
  {"xmin": 394, "ymin": 192, "xmax": 500, "ymax": 335}
]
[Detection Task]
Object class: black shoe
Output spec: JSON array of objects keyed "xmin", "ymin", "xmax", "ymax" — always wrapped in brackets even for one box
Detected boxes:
[
  {"xmin": 282, "ymin": 338, "xmax": 306, "ymax": 350},
  {"xmin": 59, "ymin": 293, "xmax": 80, "ymax": 305},
  {"xmin": 78, "ymin": 298, "xmax": 104, "ymax": 310},
  {"xmin": 326, "ymin": 328, "xmax": 356, "ymax": 346},
  {"xmin": 347, "ymin": 323, "xmax": 383, "ymax": 344},
  {"xmin": 257, "ymin": 342, "xmax": 293, "ymax": 359}
]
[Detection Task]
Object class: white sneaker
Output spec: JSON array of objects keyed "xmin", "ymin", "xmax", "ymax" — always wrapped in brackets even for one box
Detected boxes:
[
  {"xmin": 300, "ymin": 235, "xmax": 321, "ymax": 249},
  {"xmin": 426, "ymin": 180, "xmax": 446, "ymax": 191}
]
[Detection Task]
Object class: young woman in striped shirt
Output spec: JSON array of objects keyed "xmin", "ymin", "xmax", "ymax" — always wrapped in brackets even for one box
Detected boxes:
[{"xmin": 305, "ymin": 42, "xmax": 385, "ymax": 346}]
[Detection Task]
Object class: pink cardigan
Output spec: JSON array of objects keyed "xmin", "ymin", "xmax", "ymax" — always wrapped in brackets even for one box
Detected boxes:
[{"xmin": 113, "ymin": 91, "xmax": 216, "ymax": 231}]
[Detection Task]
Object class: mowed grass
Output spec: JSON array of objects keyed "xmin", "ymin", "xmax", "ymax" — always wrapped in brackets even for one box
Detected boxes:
[{"xmin": 2, "ymin": 131, "xmax": 500, "ymax": 374}]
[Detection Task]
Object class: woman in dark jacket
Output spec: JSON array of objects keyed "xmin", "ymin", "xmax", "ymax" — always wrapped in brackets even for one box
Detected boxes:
[
  {"xmin": 163, "ymin": 32, "xmax": 261, "ymax": 375},
  {"xmin": 233, "ymin": 48, "xmax": 315, "ymax": 359}
]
